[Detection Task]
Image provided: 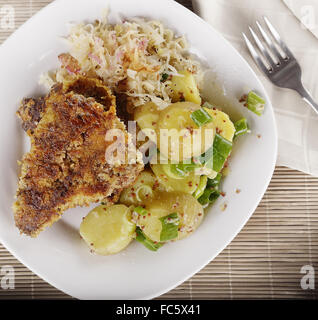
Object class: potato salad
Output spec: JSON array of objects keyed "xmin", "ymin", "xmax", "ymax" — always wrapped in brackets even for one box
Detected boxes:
[{"xmin": 74, "ymin": 18, "xmax": 265, "ymax": 255}]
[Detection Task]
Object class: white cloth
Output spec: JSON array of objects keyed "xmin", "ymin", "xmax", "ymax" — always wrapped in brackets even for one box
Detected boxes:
[{"xmin": 192, "ymin": 0, "xmax": 318, "ymax": 176}]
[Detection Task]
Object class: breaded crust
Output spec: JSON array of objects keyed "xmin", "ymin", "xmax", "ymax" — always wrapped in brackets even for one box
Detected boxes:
[{"xmin": 14, "ymin": 77, "xmax": 143, "ymax": 237}]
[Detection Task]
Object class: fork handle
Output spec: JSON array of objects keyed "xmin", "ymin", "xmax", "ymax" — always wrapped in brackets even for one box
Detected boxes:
[{"xmin": 296, "ymin": 85, "xmax": 318, "ymax": 115}]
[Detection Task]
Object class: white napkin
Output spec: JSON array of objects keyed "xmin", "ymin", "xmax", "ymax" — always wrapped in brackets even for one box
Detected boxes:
[{"xmin": 192, "ymin": 0, "xmax": 318, "ymax": 176}]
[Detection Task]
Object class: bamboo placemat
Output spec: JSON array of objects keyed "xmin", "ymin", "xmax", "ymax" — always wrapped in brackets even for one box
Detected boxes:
[{"xmin": 0, "ymin": 0, "xmax": 317, "ymax": 300}]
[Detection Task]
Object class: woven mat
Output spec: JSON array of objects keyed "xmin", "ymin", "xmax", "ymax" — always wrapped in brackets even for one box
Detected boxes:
[{"xmin": 0, "ymin": 0, "xmax": 317, "ymax": 300}]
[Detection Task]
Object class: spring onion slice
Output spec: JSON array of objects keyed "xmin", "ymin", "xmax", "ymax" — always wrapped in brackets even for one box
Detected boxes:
[
  {"xmin": 136, "ymin": 227, "xmax": 163, "ymax": 251},
  {"xmin": 198, "ymin": 188, "xmax": 221, "ymax": 206},
  {"xmin": 247, "ymin": 91, "xmax": 265, "ymax": 116},
  {"xmin": 234, "ymin": 118, "xmax": 250, "ymax": 137},
  {"xmin": 159, "ymin": 213, "xmax": 180, "ymax": 242},
  {"xmin": 190, "ymin": 108, "xmax": 213, "ymax": 127},
  {"xmin": 212, "ymin": 152, "xmax": 225, "ymax": 173},
  {"xmin": 204, "ymin": 157, "xmax": 214, "ymax": 170},
  {"xmin": 196, "ymin": 146, "xmax": 213, "ymax": 165},
  {"xmin": 214, "ymin": 134, "xmax": 232, "ymax": 156},
  {"xmin": 134, "ymin": 185, "xmax": 153, "ymax": 202},
  {"xmin": 207, "ymin": 173, "xmax": 222, "ymax": 188},
  {"xmin": 134, "ymin": 206, "xmax": 148, "ymax": 216},
  {"xmin": 162, "ymin": 164, "xmax": 186, "ymax": 179},
  {"xmin": 169, "ymin": 162, "xmax": 200, "ymax": 178},
  {"xmin": 193, "ymin": 176, "xmax": 208, "ymax": 199},
  {"xmin": 196, "ymin": 134, "xmax": 232, "ymax": 173},
  {"xmin": 213, "ymin": 134, "xmax": 232, "ymax": 172}
]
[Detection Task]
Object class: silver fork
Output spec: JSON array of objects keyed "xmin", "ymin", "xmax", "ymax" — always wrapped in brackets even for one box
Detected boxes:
[{"xmin": 243, "ymin": 16, "xmax": 318, "ymax": 115}]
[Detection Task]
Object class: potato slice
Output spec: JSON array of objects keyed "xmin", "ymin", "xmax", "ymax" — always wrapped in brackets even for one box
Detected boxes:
[
  {"xmin": 156, "ymin": 102, "xmax": 214, "ymax": 161},
  {"xmin": 134, "ymin": 102, "xmax": 160, "ymax": 142},
  {"xmin": 204, "ymin": 108, "xmax": 235, "ymax": 142},
  {"xmin": 80, "ymin": 204, "xmax": 135, "ymax": 255},
  {"xmin": 171, "ymin": 70, "xmax": 202, "ymax": 105},
  {"xmin": 151, "ymin": 163, "xmax": 200, "ymax": 194},
  {"xmin": 138, "ymin": 192, "xmax": 204, "ymax": 242},
  {"xmin": 119, "ymin": 170, "xmax": 164, "ymax": 206}
]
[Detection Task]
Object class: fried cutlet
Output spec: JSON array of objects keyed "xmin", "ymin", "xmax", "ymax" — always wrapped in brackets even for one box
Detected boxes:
[{"xmin": 13, "ymin": 77, "xmax": 143, "ymax": 237}]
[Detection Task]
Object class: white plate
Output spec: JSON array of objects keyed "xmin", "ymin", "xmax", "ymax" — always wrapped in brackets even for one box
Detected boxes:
[{"xmin": 0, "ymin": 0, "xmax": 277, "ymax": 299}]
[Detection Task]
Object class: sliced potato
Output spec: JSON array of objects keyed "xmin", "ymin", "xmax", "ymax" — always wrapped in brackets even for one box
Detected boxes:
[
  {"xmin": 119, "ymin": 170, "xmax": 164, "ymax": 206},
  {"xmin": 151, "ymin": 163, "xmax": 200, "ymax": 194},
  {"xmin": 80, "ymin": 204, "xmax": 135, "ymax": 255},
  {"xmin": 156, "ymin": 102, "xmax": 214, "ymax": 161},
  {"xmin": 138, "ymin": 192, "xmax": 204, "ymax": 242},
  {"xmin": 204, "ymin": 108, "xmax": 235, "ymax": 142},
  {"xmin": 171, "ymin": 70, "xmax": 202, "ymax": 105},
  {"xmin": 134, "ymin": 102, "xmax": 160, "ymax": 142}
]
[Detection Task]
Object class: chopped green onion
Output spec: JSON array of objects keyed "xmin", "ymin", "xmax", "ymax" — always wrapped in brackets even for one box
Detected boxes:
[
  {"xmin": 170, "ymin": 162, "xmax": 199, "ymax": 178},
  {"xmin": 202, "ymin": 102, "xmax": 214, "ymax": 109},
  {"xmin": 161, "ymin": 73, "xmax": 169, "ymax": 82},
  {"xmin": 212, "ymin": 152, "xmax": 225, "ymax": 173},
  {"xmin": 190, "ymin": 108, "xmax": 213, "ymax": 127},
  {"xmin": 208, "ymin": 189, "xmax": 221, "ymax": 203},
  {"xmin": 193, "ymin": 176, "xmax": 208, "ymax": 199},
  {"xmin": 176, "ymin": 162, "xmax": 198, "ymax": 173},
  {"xmin": 234, "ymin": 118, "xmax": 250, "ymax": 137},
  {"xmin": 134, "ymin": 206, "xmax": 148, "ymax": 216},
  {"xmin": 207, "ymin": 173, "xmax": 222, "ymax": 188},
  {"xmin": 195, "ymin": 134, "xmax": 232, "ymax": 173},
  {"xmin": 213, "ymin": 134, "xmax": 232, "ymax": 172},
  {"xmin": 204, "ymin": 157, "xmax": 214, "ymax": 170},
  {"xmin": 171, "ymin": 164, "xmax": 188, "ymax": 178},
  {"xmin": 214, "ymin": 133, "xmax": 232, "ymax": 156},
  {"xmin": 136, "ymin": 227, "xmax": 163, "ymax": 251},
  {"xmin": 162, "ymin": 164, "xmax": 186, "ymax": 179},
  {"xmin": 159, "ymin": 213, "xmax": 180, "ymax": 242},
  {"xmin": 196, "ymin": 146, "xmax": 213, "ymax": 165},
  {"xmin": 198, "ymin": 188, "xmax": 221, "ymax": 206},
  {"xmin": 246, "ymin": 91, "xmax": 265, "ymax": 116}
]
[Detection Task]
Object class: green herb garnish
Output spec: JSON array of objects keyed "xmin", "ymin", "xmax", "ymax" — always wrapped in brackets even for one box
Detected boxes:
[
  {"xmin": 193, "ymin": 176, "xmax": 208, "ymax": 199},
  {"xmin": 207, "ymin": 173, "xmax": 222, "ymax": 188},
  {"xmin": 198, "ymin": 188, "xmax": 221, "ymax": 206},
  {"xmin": 246, "ymin": 91, "xmax": 265, "ymax": 116},
  {"xmin": 159, "ymin": 213, "xmax": 180, "ymax": 242},
  {"xmin": 212, "ymin": 134, "xmax": 232, "ymax": 172},
  {"xmin": 234, "ymin": 118, "xmax": 250, "ymax": 137},
  {"xmin": 196, "ymin": 146, "xmax": 213, "ymax": 165},
  {"xmin": 170, "ymin": 162, "xmax": 199, "ymax": 177},
  {"xmin": 134, "ymin": 206, "xmax": 148, "ymax": 216},
  {"xmin": 135, "ymin": 227, "xmax": 162, "ymax": 251},
  {"xmin": 190, "ymin": 108, "xmax": 213, "ymax": 127},
  {"xmin": 197, "ymin": 134, "xmax": 232, "ymax": 172}
]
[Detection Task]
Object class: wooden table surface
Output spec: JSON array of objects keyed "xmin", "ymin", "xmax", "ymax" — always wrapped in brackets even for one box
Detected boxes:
[{"xmin": 0, "ymin": 0, "xmax": 317, "ymax": 300}]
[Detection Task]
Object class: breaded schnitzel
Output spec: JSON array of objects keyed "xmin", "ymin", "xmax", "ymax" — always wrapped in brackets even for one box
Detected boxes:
[{"xmin": 14, "ymin": 77, "xmax": 143, "ymax": 237}]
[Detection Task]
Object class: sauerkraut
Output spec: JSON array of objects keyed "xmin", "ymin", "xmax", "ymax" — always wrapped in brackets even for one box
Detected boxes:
[{"xmin": 41, "ymin": 15, "xmax": 203, "ymax": 110}]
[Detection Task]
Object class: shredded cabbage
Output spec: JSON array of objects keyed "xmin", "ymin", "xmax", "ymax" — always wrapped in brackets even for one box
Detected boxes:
[{"xmin": 42, "ymin": 16, "xmax": 203, "ymax": 111}]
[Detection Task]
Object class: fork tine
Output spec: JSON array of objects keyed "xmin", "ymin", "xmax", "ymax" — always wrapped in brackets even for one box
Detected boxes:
[
  {"xmin": 263, "ymin": 16, "xmax": 294, "ymax": 59},
  {"xmin": 242, "ymin": 32, "xmax": 270, "ymax": 75},
  {"xmin": 248, "ymin": 26, "xmax": 275, "ymax": 68},
  {"xmin": 256, "ymin": 20, "xmax": 284, "ymax": 61}
]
